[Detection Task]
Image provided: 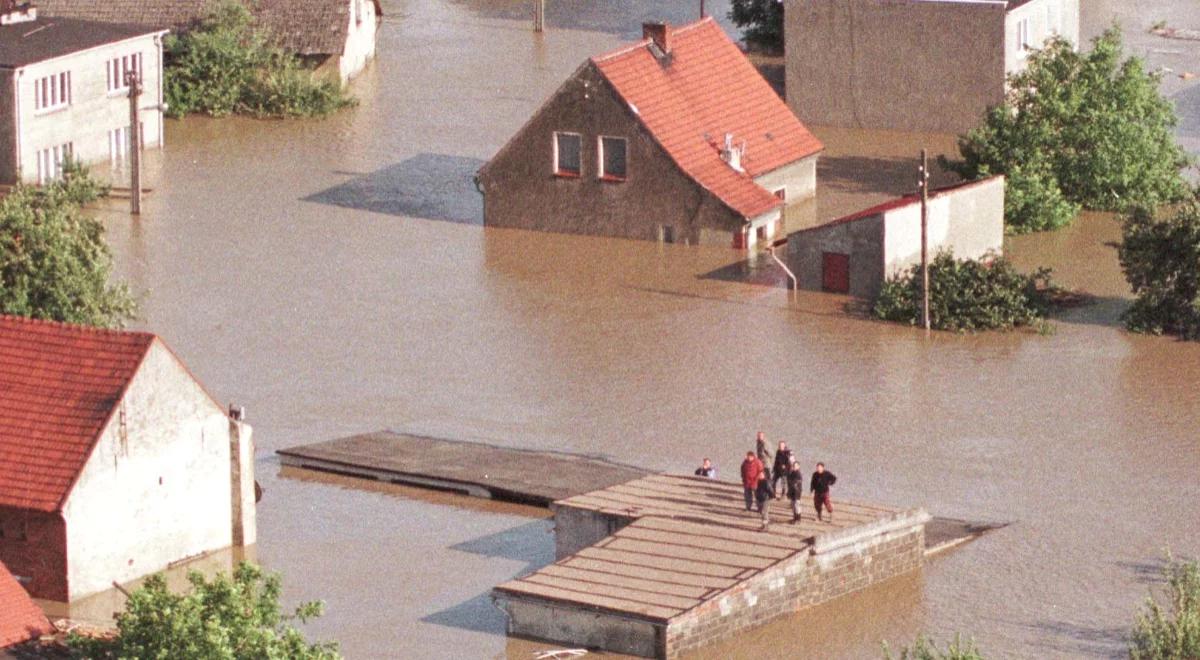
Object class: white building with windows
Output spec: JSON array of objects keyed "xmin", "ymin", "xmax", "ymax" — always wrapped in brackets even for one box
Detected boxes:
[{"xmin": 0, "ymin": 2, "xmax": 166, "ymax": 185}]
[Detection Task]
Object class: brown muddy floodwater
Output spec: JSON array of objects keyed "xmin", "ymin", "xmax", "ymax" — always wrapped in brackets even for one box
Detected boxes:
[{"xmin": 77, "ymin": 0, "xmax": 1200, "ymax": 657}]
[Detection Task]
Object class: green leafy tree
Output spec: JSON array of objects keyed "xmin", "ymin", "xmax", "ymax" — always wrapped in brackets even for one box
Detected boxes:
[
  {"xmin": 164, "ymin": 0, "xmax": 355, "ymax": 118},
  {"xmin": 883, "ymin": 634, "xmax": 985, "ymax": 660},
  {"xmin": 68, "ymin": 562, "xmax": 339, "ymax": 660},
  {"xmin": 873, "ymin": 251, "xmax": 1052, "ymax": 332},
  {"xmin": 1129, "ymin": 554, "xmax": 1200, "ymax": 659},
  {"xmin": 728, "ymin": 0, "xmax": 784, "ymax": 53},
  {"xmin": 0, "ymin": 163, "xmax": 136, "ymax": 328},
  {"xmin": 1119, "ymin": 202, "xmax": 1200, "ymax": 340},
  {"xmin": 944, "ymin": 28, "xmax": 1191, "ymax": 233}
]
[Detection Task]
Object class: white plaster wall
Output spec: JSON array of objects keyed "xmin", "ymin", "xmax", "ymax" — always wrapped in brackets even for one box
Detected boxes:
[
  {"xmin": 14, "ymin": 32, "xmax": 165, "ymax": 184},
  {"xmin": 882, "ymin": 177, "xmax": 1005, "ymax": 277},
  {"xmin": 1004, "ymin": 0, "xmax": 1080, "ymax": 74},
  {"xmin": 62, "ymin": 340, "xmax": 233, "ymax": 600},
  {"xmin": 338, "ymin": 0, "xmax": 378, "ymax": 83},
  {"xmin": 753, "ymin": 154, "xmax": 819, "ymax": 204}
]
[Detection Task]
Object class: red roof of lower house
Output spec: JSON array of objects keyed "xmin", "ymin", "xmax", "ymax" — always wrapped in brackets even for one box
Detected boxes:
[
  {"xmin": 0, "ymin": 561, "xmax": 54, "ymax": 648},
  {"xmin": 592, "ymin": 18, "xmax": 824, "ymax": 219},
  {"xmin": 0, "ymin": 316, "xmax": 155, "ymax": 513}
]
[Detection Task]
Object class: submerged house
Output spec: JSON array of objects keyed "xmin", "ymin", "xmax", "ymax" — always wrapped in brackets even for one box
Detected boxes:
[
  {"xmin": 786, "ymin": 175, "xmax": 1005, "ymax": 298},
  {"xmin": 785, "ymin": 0, "xmax": 1080, "ymax": 133},
  {"xmin": 35, "ymin": 0, "xmax": 381, "ymax": 84},
  {"xmin": 0, "ymin": 316, "xmax": 256, "ymax": 602},
  {"xmin": 0, "ymin": 560, "xmax": 53, "ymax": 650},
  {"xmin": 0, "ymin": 2, "xmax": 167, "ymax": 185},
  {"xmin": 477, "ymin": 18, "xmax": 824, "ymax": 250}
]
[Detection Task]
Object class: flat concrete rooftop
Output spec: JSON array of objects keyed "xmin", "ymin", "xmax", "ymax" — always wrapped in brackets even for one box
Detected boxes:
[{"xmin": 495, "ymin": 474, "xmax": 913, "ymax": 625}]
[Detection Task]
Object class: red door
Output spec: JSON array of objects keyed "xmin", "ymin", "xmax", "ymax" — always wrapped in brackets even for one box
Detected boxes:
[{"xmin": 822, "ymin": 252, "xmax": 850, "ymax": 293}]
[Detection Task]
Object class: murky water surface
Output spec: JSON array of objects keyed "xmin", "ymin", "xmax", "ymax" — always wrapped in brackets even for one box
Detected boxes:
[{"xmin": 86, "ymin": 0, "xmax": 1200, "ymax": 657}]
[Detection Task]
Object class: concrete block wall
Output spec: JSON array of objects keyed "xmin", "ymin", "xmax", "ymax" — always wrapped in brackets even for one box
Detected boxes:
[
  {"xmin": 552, "ymin": 504, "xmax": 635, "ymax": 559},
  {"xmin": 663, "ymin": 510, "xmax": 929, "ymax": 659}
]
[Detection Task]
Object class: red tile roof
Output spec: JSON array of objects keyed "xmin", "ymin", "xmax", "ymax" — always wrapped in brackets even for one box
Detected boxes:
[
  {"xmin": 0, "ymin": 316, "xmax": 154, "ymax": 513},
  {"xmin": 0, "ymin": 560, "xmax": 54, "ymax": 648},
  {"xmin": 593, "ymin": 18, "xmax": 823, "ymax": 219}
]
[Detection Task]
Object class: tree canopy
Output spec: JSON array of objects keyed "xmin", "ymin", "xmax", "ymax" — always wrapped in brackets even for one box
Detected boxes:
[
  {"xmin": 1119, "ymin": 202, "xmax": 1200, "ymax": 340},
  {"xmin": 944, "ymin": 28, "xmax": 1192, "ymax": 234},
  {"xmin": 164, "ymin": 0, "xmax": 355, "ymax": 118},
  {"xmin": 68, "ymin": 562, "xmax": 340, "ymax": 660},
  {"xmin": 0, "ymin": 165, "xmax": 136, "ymax": 328},
  {"xmin": 728, "ymin": 0, "xmax": 784, "ymax": 53}
]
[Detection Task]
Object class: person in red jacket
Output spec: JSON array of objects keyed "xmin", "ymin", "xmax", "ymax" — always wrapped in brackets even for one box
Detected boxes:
[{"xmin": 740, "ymin": 451, "xmax": 763, "ymax": 512}]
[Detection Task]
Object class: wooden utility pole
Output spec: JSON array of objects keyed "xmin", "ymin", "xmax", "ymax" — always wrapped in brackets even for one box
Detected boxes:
[
  {"xmin": 919, "ymin": 149, "xmax": 930, "ymax": 332},
  {"xmin": 533, "ymin": 0, "xmax": 544, "ymax": 32},
  {"xmin": 125, "ymin": 68, "xmax": 142, "ymax": 215},
  {"xmin": 700, "ymin": 0, "xmax": 706, "ymax": 18}
]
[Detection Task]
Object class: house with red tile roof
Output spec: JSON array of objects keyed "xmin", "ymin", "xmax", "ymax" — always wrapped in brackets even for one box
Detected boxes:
[
  {"xmin": 0, "ymin": 560, "xmax": 54, "ymax": 650},
  {"xmin": 786, "ymin": 175, "xmax": 1005, "ymax": 298},
  {"xmin": 0, "ymin": 316, "xmax": 256, "ymax": 602},
  {"xmin": 477, "ymin": 18, "xmax": 823, "ymax": 250},
  {"xmin": 785, "ymin": 0, "xmax": 1080, "ymax": 133}
]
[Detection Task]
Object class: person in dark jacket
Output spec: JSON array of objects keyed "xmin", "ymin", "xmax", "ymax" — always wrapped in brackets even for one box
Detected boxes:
[
  {"xmin": 740, "ymin": 451, "xmax": 763, "ymax": 511},
  {"xmin": 772, "ymin": 441, "xmax": 793, "ymax": 498},
  {"xmin": 786, "ymin": 460, "xmax": 804, "ymax": 522},
  {"xmin": 694, "ymin": 457, "xmax": 717, "ymax": 479},
  {"xmin": 755, "ymin": 431, "xmax": 772, "ymax": 464},
  {"xmin": 755, "ymin": 472, "xmax": 774, "ymax": 529},
  {"xmin": 810, "ymin": 462, "xmax": 837, "ymax": 522}
]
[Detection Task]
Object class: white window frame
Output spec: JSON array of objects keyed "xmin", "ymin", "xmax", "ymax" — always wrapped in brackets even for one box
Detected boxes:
[
  {"xmin": 597, "ymin": 135, "xmax": 628, "ymax": 181},
  {"xmin": 36, "ymin": 142, "xmax": 74, "ymax": 185},
  {"xmin": 33, "ymin": 71, "xmax": 71, "ymax": 113},
  {"xmin": 553, "ymin": 131, "xmax": 582, "ymax": 177},
  {"xmin": 106, "ymin": 52, "xmax": 144, "ymax": 94},
  {"xmin": 1016, "ymin": 18, "xmax": 1031, "ymax": 54}
]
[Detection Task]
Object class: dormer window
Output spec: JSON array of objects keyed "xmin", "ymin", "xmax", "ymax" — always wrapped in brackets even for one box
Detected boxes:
[
  {"xmin": 598, "ymin": 136, "xmax": 627, "ymax": 181},
  {"xmin": 554, "ymin": 132, "xmax": 581, "ymax": 177}
]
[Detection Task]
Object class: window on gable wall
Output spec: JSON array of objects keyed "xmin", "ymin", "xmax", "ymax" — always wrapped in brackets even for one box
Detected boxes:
[
  {"xmin": 599, "ymin": 136, "xmax": 627, "ymax": 181},
  {"xmin": 1017, "ymin": 18, "xmax": 1031, "ymax": 53},
  {"xmin": 554, "ymin": 132, "xmax": 582, "ymax": 177}
]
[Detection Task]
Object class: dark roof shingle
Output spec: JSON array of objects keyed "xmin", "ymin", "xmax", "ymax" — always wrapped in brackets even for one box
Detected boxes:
[
  {"xmin": 0, "ymin": 316, "xmax": 154, "ymax": 513},
  {"xmin": 0, "ymin": 16, "xmax": 161, "ymax": 68}
]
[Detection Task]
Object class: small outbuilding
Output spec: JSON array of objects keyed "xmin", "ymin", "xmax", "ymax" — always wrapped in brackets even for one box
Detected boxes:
[
  {"xmin": 477, "ymin": 18, "xmax": 824, "ymax": 250},
  {"xmin": 785, "ymin": 0, "xmax": 1080, "ymax": 133},
  {"xmin": 0, "ymin": 2, "xmax": 167, "ymax": 185},
  {"xmin": 0, "ymin": 315, "xmax": 256, "ymax": 602},
  {"xmin": 786, "ymin": 175, "xmax": 1005, "ymax": 299}
]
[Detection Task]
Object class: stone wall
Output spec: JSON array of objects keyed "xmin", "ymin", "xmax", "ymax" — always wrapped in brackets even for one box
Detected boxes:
[
  {"xmin": 663, "ymin": 510, "xmax": 929, "ymax": 658},
  {"xmin": 787, "ymin": 213, "xmax": 885, "ymax": 298}
]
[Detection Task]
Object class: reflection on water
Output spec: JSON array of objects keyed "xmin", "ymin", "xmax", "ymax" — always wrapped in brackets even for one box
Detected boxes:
[{"xmin": 80, "ymin": 0, "xmax": 1200, "ymax": 657}]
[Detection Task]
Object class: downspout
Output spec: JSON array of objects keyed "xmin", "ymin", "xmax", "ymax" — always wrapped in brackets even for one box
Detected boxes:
[
  {"xmin": 767, "ymin": 244, "xmax": 797, "ymax": 290},
  {"xmin": 12, "ymin": 69, "xmax": 22, "ymax": 182},
  {"xmin": 156, "ymin": 33, "xmax": 165, "ymax": 147}
]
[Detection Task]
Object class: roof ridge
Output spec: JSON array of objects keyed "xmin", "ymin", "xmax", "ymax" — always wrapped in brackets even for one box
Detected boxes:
[
  {"xmin": 591, "ymin": 16, "xmax": 716, "ymax": 64},
  {"xmin": 0, "ymin": 314, "xmax": 155, "ymax": 341}
]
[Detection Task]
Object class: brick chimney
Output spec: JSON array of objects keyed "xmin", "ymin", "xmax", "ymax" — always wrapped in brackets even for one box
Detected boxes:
[
  {"xmin": 0, "ymin": 0, "xmax": 37, "ymax": 25},
  {"xmin": 643, "ymin": 21, "xmax": 670, "ymax": 54}
]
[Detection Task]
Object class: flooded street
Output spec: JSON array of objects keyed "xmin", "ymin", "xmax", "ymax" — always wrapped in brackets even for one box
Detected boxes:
[{"xmin": 86, "ymin": 0, "xmax": 1200, "ymax": 657}]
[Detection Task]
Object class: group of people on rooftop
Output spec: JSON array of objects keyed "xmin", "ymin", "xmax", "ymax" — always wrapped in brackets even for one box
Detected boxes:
[{"xmin": 695, "ymin": 431, "xmax": 837, "ymax": 530}]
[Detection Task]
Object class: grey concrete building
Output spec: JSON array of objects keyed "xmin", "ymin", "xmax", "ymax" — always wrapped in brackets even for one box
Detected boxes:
[
  {"xmin": 477, "ymin": 18, "xmax": 824, "ymax": 250},
  {"xmin": 785, "ymin": 0, "xmax": 1080, "ymax": 133},
  {"xmin": 786, "ymin": 175, "xmax": 1004, "ymax": 298},
  {"xmin": 0, "ymin": 2, "xmax": 166, "ymax": 184}
]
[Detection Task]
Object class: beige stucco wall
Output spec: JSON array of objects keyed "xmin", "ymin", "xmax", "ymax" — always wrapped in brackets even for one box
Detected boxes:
[
  {"xmin": 9, "ymin": 31, "xmax": 165, "ymax": 185},
  {"xmin": 62, "ymin": 340, "xmax": 249, "ymax": 600},
  {"xmin": 882, "ymin": 175, "xmax": 1005, "ymax": 276},
  {"xmin": 338, "ymin": 0, "xmax": 379, "ymax": 83},
  {"xmin": 1004, "ymin": 0, "xmax": 1081, "ymax": 74},
  {"xmin": 785, "ymin": 0, "xmax": 1007, "ymax": 133}
]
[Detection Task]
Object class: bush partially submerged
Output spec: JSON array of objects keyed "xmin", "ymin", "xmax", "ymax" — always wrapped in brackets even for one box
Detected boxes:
[
  {"xmin": 883, "ymin": 634, "xmax": 985, "ymax": 660},
  {"xmin": 1129, "ymin": 554, "xmax": 1200, "ymax": 659},
  {"xmin": 164, "ymin": 0, "xmax": 355, "ymax": 118},
  {"xmin": 873, "ymin": 251, "xmax": 1052, "ymax": 332},
  {"xmin": 0, "ymin": 162, "xmax": 135, "ymax": 328},
  {"xmin": 1120, "ymin": 202, "xmax": 1200, "ymax": 340},
  {"xmin": 68, "ymin": 562, "xmax": 339, "ymax": 660}
]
